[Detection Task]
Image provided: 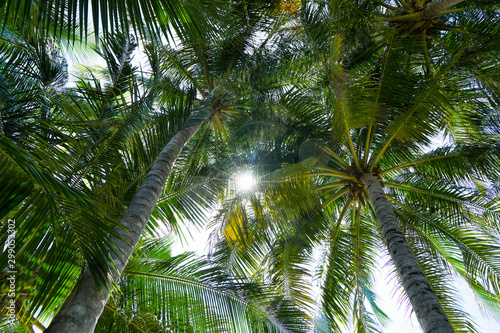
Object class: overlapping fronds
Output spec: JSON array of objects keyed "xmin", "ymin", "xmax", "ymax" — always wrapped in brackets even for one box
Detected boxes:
[
  {"xmin": 0, "ymin": 31, "xmax": 160, "ymax": 326},
  {"xmin": 0, "ymin": 31, "xmax": 68, "ymax": 140},
  {"xmin": 243, "ymin": 2, "xmax": 500, "ymax": 329},
  {"xmin": 0, "ymin": 134, "xmax": 121, "ymax": 324},
  {"xmin": 316, "ymin": 203, "xmax": 387, "ymax": 333},
  {"xmin": 0, "ymin": 0, "xmax": 499, "ymax": 331},
  {"xmin": 0, "ymin": 0, "xmax": 236, "ymax": 44},
  {"xmin": 206, "ymin": 162, "xmax": 326, "ymax": 315},
  {"xmin": 94, "ymin": 237, "xmax": 309, "ymax": 333}
]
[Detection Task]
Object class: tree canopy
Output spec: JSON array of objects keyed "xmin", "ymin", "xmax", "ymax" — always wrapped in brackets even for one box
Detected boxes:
[{"xmin": 1, "ymin": 1, "xmax": 499, "ymax": 332}]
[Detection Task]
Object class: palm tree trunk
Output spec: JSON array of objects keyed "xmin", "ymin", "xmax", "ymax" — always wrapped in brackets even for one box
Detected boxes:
[
  {"xmin": 45, "ymin": 123, "xmax": 201, "ymax": 333},
  {"xmin": 421, "ymin": 0, "xmax": 465, "ymax": 20},
  {"xmin": 360, "ymin": 173, "xmax": 454, "ymax": 333}
]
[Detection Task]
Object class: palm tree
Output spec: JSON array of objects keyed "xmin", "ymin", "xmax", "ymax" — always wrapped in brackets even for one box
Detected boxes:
[
  {"xmin": 1, "ymin": 2, "xmax": 307, "ymax": 332},
  {"xmin": 37, "ymin": 4, "xmax": 297, "ymax": 332},
  {"xmin": 209, "ymin": 71, "xmax": 500, "ymax": 333},
  {"xmin": 206, "ymin": 5, "xmax": 500, "ymax": 331},
  {"xmin": 316, "ymin": 47, "xmax": 498, "ymax": 332},
  {"xmin": 2, "ymin": 1, "xmax": 498, "ymax": 331},
  {"xmin": 0, "ymin": 18, "xmax": 297, "ymax": 331},
  {"xmin": 297, "ymin": 3, "xmax": 498, "ymax": 331}
]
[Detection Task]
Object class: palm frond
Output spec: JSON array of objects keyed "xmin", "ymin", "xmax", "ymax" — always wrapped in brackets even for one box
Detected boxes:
[{"xmin": 95, "ymin": 237, "xmax": 309, "ymax": 333}]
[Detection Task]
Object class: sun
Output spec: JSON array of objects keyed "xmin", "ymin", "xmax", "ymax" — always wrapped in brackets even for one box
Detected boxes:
[{"xmin": 235, "ymin": 171, "xmax": 256, "ymax": 192}]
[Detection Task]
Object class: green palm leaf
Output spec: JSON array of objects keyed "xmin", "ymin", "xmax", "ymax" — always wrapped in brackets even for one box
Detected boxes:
[{"xmin": 95, "ymin": 237, "xmax": 309, "ymax": 333}]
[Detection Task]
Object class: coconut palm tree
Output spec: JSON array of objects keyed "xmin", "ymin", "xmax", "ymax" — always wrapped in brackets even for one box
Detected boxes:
[
  {"xmin": 0, "ymin": 13, "xmax": 307, "ymax": 330},
  {"xmin": 0, "ymin": 2, "xmax": 308, "ymax": 332},
  {"xmin": 37, "ymin": 4, "xmax": 300, "ymax": 332},
  {"xmin": 206, "ymin": 3, "xmax": 500, "ymax": 330},
  {"xmin": 2, "ymin": 1, "xmax": 498, "ymax": 332},
  {"xmin": 308, "ymin": 82, "xmax": 500, "ymax": 331},
  {"xmin": 208, "ymin": 69, "xmax": 500, "ymax": 333}
]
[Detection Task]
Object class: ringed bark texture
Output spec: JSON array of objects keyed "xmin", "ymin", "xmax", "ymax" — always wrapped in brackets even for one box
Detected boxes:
[
  {"xmin": 46, "ymin": 124, "xmax": 201, "ymax": 333},
  {"xmin": 361, "ymin": 173, "xmax": 454, "ymax": 333},
  {"xmin": 421, "ymin": 0, "xmax": 465, "ymax": 20}
]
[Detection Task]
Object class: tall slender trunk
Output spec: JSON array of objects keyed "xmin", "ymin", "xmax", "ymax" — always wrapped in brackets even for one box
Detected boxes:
[
  {"xmin": 46, "ymin": 123, "xmax": 201, "ymax": 333},
  {"xmin": 360, "ymin": 173, "xmax": 454, "ymax": 333},
  {"xmin": 421, "ymin": 0, "xmax": 465, "ymax": 20}
]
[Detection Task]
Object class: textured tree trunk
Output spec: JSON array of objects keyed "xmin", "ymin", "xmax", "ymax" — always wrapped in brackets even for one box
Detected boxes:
[
  {"xmin": 421, "ymin": 0, "xmax": 465, "ymax": 20},
  {"xmin": 360, "ymin": 173, "xmax": 454, "ymax": 333},
  {"xmin": 46, "ymin": 123, "xmax": 201, "ymax": 333}
]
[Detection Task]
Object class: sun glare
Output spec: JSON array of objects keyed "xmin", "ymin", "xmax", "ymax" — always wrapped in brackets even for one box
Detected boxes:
[{"xmin": 235, "ymin": 171, "xmax": 256, "ymax": 192}]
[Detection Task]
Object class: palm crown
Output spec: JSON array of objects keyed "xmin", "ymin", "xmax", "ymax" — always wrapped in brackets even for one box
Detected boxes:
[{"xmin": 208, "ymin": 1, "xmax": 500, "ymax": 331}]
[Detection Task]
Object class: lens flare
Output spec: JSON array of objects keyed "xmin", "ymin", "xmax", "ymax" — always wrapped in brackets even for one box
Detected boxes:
[{"xmin": 235, "ymin": 172, "xmax": 256, "ymax": 192}]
